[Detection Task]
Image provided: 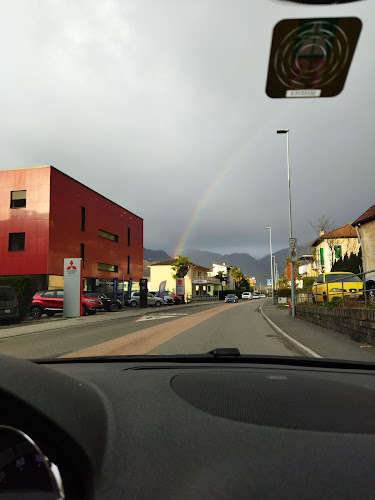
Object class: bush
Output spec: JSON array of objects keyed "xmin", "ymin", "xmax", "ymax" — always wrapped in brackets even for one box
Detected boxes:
[
  {"xmin": 302, "ymin": 277, "xmax": 315, "ymax": 291},
  {"xmin": 277, "ymin": 288, "xmax": 291, "ymax": 298},
  {"xmin": 324, "ymin": 296, "xmax": 342, "ymax": 308},
  {"xmin": 0, "ymin": 276, "xmax": 34, "ymax": 319}
]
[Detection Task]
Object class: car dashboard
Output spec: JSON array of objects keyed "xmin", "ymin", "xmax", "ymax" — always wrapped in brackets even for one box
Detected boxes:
[{"xmin": 1, "ymin": 353, "xmax": 375, "ymax": 499}]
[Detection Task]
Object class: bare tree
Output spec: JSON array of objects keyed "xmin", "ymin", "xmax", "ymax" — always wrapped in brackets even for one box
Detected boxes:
[
  {"xmin": 308, "ymin": 215, "xmax": 336, "ymax": 272},
  {"xmin": 308, "ymin": 215, "xmax": 335, "ymax": 237}
]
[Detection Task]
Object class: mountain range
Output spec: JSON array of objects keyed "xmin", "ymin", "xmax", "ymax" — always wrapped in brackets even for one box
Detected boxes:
[{"xmin": 144, "ymin": 247, "xmax": 290, "ymax": 284}]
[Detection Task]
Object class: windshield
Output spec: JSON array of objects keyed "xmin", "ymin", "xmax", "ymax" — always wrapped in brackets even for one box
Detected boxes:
[
  {"xmin": 325, "ymin": 274, "xmax": 362, "ymax": 283},
  {"xmin": 0, "ymin": 0, "xmax": 374, "ymax": 364}
]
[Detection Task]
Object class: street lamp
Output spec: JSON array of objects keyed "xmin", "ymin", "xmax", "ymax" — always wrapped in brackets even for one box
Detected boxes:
[
  {"xmin": 277, "ymin": 128, "xmax": 295, "ymax": 317},
  {"xmin": 273, "ymin": 255, "xmax": 277, "ymax": 292},
  {"xmin": 266, "ymin": 227, "xmax": 274, "ymax": 305}
]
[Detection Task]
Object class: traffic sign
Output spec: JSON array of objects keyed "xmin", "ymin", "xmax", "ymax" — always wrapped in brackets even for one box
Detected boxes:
[
  {"xmin": 289, "ymin": 238, "xmax": 297, "ymax": 263},
  {"xmin": 267, "ymin": 279, "xmax": 272, "ymax": 286}
]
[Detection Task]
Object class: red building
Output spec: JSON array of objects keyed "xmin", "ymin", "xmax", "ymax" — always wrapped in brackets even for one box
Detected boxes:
[{"xmin": 0, "ymin": 165, "xmax": 143, "ymax": 291}]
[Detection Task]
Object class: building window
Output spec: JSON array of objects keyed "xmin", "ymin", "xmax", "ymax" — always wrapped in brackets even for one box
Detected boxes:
[
  {"xmin": 128, "ymin": 227, "xmax": 131, "ymax": 246},
  {"xmin": 319, "ymin": 248, "xmax": 324, "ymax": 266},
  {"xmin": 127, "ymin": 255, "xmax": 130, "ymax": 274},
  {"xmin": 10, "ymin": 190, "xmax": 26, "ymax": 208},
  {"xmin": 81, "ymin": 207, "xmax": 86, "ymax": 231},
  {"xmin": 334, "ymin": 245, "xmax": 342, "ymax": 259},
  {"xmin": 193, "ymin": 271, "xmax": 196, "ymax": 278},
  {"xmin": 9, "ymin": 232, "xmax": 25, "ymax": 252},
  {"xmin": 80, "ymin": 243, "xmax": 85, "ymax": 268},
  {"xmin": 98, "ymin": 263, "xmax": 118, "ymax": 272},
  {"xmin": 207, "ymin": 286, "xmax": 211, "ymax": 292},
  {"xmin": 198, "ymin": 271, "xmax": 201, "ymax": 278},
  {"xmin": 98, "ymin": 229, "xmax": 118, "ymax": 242}
]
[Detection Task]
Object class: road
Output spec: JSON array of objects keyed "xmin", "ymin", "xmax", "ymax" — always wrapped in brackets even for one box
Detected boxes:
[{"xmin": 0, "ymin": 300, "xmax": 301, "ymax": 359}]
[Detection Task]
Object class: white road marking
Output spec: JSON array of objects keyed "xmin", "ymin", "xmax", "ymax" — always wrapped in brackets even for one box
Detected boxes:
[
  {"xmin": 135, "ymin": 313, "xmax": 188, "ymax": 322},
  {"xmin": 259, "ymin": 304, "xmax": 322, "ymax": 358}
]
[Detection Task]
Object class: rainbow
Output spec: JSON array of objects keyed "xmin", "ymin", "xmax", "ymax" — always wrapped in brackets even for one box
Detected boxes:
[{"xmin": 174, "ymin": 103, "xmax": 289, "ymax": 257}]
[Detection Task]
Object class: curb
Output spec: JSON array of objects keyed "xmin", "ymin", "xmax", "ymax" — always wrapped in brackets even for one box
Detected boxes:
[{"xmin": 259, "ymin": 303, "xmax": 322, "ymax": 359}]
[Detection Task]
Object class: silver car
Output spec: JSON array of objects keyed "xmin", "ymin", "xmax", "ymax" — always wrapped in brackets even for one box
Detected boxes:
[{"xmin": 128, "ymin": 291, "xmax": 163, "ymax": 307}]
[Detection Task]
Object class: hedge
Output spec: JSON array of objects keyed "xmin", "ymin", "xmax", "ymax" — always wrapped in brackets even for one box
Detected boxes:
[{"xmin": 0, "ymin": 276, "xmax": 34, "ymax": 319}]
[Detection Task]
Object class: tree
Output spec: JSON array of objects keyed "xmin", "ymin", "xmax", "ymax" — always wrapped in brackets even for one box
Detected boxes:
[
  {"xmin": 215, "ymin": 270, "xmax": 229, "ymax": 291},
  {"xmin": 230, "ymin": 266, "xmax": 244, "ymax": 288},
  {"xmin": 171, "ymin": 256, "xmax": 192, "ymax": 279},
  {"xmin": 331, "ymin": 247, "xmax": 362, "ymax": 274},
  {"xmin": 283, "ymin": 256, "xmax": 299, "ymax": 283},
  {"xmin": 308, "ymin": 215, "xmax": 335, "ymax": 237}
]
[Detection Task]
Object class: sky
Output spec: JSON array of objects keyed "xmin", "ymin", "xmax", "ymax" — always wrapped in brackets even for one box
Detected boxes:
[{"xmin": 0, "ymin": 0, "xmax": 373, "ymax": 258}]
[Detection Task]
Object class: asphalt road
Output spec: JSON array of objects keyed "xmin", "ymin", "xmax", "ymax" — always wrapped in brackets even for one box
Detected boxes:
[{"xmin": 0, "ymin": 300, "xmax": 300, "ymax": 359}]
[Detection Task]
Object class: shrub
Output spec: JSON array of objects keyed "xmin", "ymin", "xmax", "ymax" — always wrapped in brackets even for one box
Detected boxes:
[
  {"xmin": 0, "ymin": 276, "xmax": 34, "ymax": 319},
  {"xmin": 324, "ymin": 296, "xmax": 342, "ymax": 308},
  {"xmin": 277, "ymin": 288, "xmax": 291, "ymax": 298}
]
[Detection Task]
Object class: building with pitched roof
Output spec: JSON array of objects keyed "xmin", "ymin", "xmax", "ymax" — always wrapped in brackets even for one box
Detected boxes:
[
  {"xmin": 352, "ymin": 204, "xmax": 375, "ymax": 281},
  {"xmin": 312, "ymin": 223, "xmax": 360, "ymax": 274}
]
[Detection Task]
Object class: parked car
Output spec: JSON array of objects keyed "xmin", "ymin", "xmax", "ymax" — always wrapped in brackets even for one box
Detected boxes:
[
  {"xmin": 128, "ymin": 291, "xmax": 163, "ymax": 308},
  {"xmin": 241, "ymin": 292, "xmax": 252, "ymax": 300},
  {"xmin": 225, "ymin": 294, "xmax": 238, "ymax": 303},
  {"xmin": 0, "ymin": 286, "xmax": 20, "ymax": 323},
  {"xmin": 258, "ymin": 294, "xmax": 266, "ymax": 298},
  {"xmin": 83, "ymin": 291, "xmax": 122, "ymax": 312},
  {"xmin": 163, "ymin": 291, "xmax": 182, "ymax": 305},
  {"xmin": 312, "ymin": 272, "xmax": 363, "ymax": 303},
  {"xmin": 252, "ymin": 293, "xmax": 260, "ymax": 299},
  {"xmin": 30, "ymin": 290, "xmax": 102, "ymax": 318}
]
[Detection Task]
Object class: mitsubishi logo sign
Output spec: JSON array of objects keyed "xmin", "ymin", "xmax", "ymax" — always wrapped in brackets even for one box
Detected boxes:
[{"xmin": 63, "ymin": 258, "xmax": 82, "ymax": 317}]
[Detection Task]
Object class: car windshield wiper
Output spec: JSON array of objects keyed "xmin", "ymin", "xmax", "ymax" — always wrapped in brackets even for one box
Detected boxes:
[{"xmin": 30, "ymin": 350, "xmax": 375, "ymax": 370}]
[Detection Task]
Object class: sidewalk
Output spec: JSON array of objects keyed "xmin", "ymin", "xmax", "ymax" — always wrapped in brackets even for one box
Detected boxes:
[
  {"xmin": 0, "ymin": 302, "xmax": 219, "ymax": 341},
  {"xmin": 261, "ymin": 301, "xmax": 375, "ymax": 362}
]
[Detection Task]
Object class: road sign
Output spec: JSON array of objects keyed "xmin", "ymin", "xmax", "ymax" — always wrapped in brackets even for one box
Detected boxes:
[
  {"xmin": 267, "ymin": 279, "xmax": 272, "ymax": 286},
  {"xmin": 289, "ymin": 238, "xmax": 297, "ymax": 263}
]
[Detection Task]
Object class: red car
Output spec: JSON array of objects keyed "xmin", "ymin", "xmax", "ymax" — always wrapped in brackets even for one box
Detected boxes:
[
  {"xmin": 30, "ymin": 289, "xmax": 102, "ymax": 318},
  {"xmin": 163, "ymin": 291, "xmax": 182, "ymax": 305}
]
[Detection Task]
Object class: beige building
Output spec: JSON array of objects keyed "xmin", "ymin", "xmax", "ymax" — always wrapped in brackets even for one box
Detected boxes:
[
  {"xmin": 207, "ymin": 262, "xmax": 236, "ymax": 289},
  {"xmin": 148, "ymin": 260, "xmax": 216, "ymax": 298},
  {"xmin": 312, "ymin": 223, "xmax": 360, "ymax": 274},
  {"xmin": 352, "ymin": 204, "xmax": 375, "ymax": 282},
  {"xmin": 298, "ymin": 255, "xmax": 316, "ymax": 278}
]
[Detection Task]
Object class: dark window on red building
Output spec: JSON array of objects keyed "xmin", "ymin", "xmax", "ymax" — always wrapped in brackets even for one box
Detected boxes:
[
  {"xmin": 128, "ymin": 227, "xmax": 131, "ymax": 246},
  {"xmin": 80, "ymin": 243, "xmax": 85, "ymax": 268},
  {"xmin": 98, "ymin": 262, "xmax": 118, "ymax": 272},
  {"xmin": 10, "ymin": 190, "xmax": 26, "ymax": 208},
  {"xmin": 98, "ymin": 229, "xmax": 118, "ymax": 242},
  {"xmin": 127, "ymin": 255, "xmax": 130, "ymax": 274},
  {"xmin": 81, "ymin": 206, "xmax": 86, "ymax": 231},
  {"xmin": 9, "ymin": 233, "xmax": 25, "ymax": 252}
]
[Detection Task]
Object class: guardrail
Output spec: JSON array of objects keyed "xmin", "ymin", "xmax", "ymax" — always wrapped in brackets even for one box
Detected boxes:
[
  {"xmin": 294, "ymin": 268, "xmax": 375, "ymax": 308},
  {"xmin": 186, "ymin": 295, "xmax": 220, "ymax": 303}
]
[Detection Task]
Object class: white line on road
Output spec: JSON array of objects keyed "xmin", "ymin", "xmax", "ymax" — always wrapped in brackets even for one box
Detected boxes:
[
  {"xmin": 134, "ymin": 314, "xmax": 188, "ymax": 322},
  {"xmin": 259, "ymin": 304, "xmax": 322, "ymax": 359}
]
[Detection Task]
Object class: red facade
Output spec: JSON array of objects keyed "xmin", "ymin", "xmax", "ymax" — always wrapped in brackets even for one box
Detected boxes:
[{"xmin": 0, "ymin": 166, "xmax": 143, "ymax": 282}]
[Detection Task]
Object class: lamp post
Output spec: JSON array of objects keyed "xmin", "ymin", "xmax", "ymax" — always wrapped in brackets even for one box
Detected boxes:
[
  {"xmin": 277, "ymin": 128, "xmax": 295, "ymax": 317},
  {"xmin": 273, "ymin": 255, "xmax": 277, "ymax": 293},
  {"xmin": 266, "ymin": 227, "xmax": 274, "ymax": 305}
]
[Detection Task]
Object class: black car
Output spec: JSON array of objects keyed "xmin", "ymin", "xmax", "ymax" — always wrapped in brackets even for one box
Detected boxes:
[
  {"xmin": 0, "ymin": 286, "xmax": 19, "ymax": 323},
  {"xmin": 83, "ymin": 292, "xmax": 122, "ymax": 312}
]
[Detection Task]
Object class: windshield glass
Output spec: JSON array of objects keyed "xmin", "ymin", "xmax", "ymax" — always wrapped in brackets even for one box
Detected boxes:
[
  {"xmin": 0, "ymin": 0, "xmax": 373, "ymax": 364},
  {"xmin": 326, "ymin": 274, "xmax": 362, "ymax": 283}
]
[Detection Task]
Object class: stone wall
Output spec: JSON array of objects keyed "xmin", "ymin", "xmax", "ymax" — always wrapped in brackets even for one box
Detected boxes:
[{"xmin": 296, "ymin": 306, "xmax": 375, "ymax": 345}]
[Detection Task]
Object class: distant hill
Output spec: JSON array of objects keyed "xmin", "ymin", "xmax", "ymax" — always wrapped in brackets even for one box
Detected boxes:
[
  {"xmin": 144, "ymin": 248, "xmax": 171, "ymax": 263},
  {"xmin": 143, "ymin": 246, "xmax": 291, "ymax": 284}
]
